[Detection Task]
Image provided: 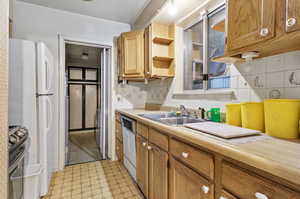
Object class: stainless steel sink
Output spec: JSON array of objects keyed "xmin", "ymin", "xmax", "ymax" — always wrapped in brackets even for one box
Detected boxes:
[{"xmin": 139, "ymin": 112, "xmax": 205, "ymax": 126}]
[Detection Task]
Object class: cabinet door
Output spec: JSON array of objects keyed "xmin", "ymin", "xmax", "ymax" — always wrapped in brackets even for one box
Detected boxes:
[
  {"xmin": 148, "ymin": 144, "xmax": 168, "ymax": 199},
  {"xmin": 286, "ymin": 0, "xmax": 300, "ymax": 32},
  {"xmin": 122, "ymin": 31, "xmax": 144, "ymax": 76},
  {"xmin": 226, "ymin": 0, "xmax": 276, "ymax": 51},
  {"xmin": 136, "ymin": 135, "xmax": 149, "ymax": 198},
  {"xmin": 169, "ymin": 157, "xmax": 214, "ymax": 199},
  {"xmin": 219, "ymin": 190, "xmax": 238, "ymax": 199},
  {"xmin": 144, "ymin": 26, "xmax": 151, "ymax": 78}
]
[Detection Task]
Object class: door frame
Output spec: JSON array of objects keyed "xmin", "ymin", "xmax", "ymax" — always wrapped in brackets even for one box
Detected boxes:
[{"xmin": 58, "ymin": 35, "xmax": 112, "ymax": 170}]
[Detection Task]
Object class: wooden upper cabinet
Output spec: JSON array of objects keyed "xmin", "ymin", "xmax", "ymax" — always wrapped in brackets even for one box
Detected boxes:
[
  {"xmin": 226, "ymin": 0, "xmax": 276, "ymax": 51},
  {"xmin": 169, "ymin": 157, "xmax": 214, "ymax": 199},
  {"xmin": 136, "ymin": 135, "xmax": 149, "ymax": 198},
  {"xmin": 121, "ymin": 30, "xmax": 144, "ymax": 78},
  {"xmin": 148, "ymin": 143, "xmax": 168, "ymax": 199},
  {"xmin": 286, "ymin": 0, "xmax": 300, "ymax": 32}
]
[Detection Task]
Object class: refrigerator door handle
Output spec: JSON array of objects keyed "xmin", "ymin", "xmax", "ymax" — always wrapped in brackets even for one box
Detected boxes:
[
  {"xmin": 45, "ymin": 59, "xmax": 49, "ymax": 91},
  {"xmin": 46, "ymin": 97, "xmax": 53, "ymax": 132},
  {"xmin": 45, "ymin": 58, "xmax": 53, "ymax": 92}
]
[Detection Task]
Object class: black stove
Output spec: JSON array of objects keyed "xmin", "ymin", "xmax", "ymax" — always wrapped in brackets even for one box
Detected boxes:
[
  {"xmin": 8, "ymin": 126, "xmax": 28, "ymax": 166},
  {"xmin": 8, "ymin": 126, "xmax": 28, "ymax": 199}
]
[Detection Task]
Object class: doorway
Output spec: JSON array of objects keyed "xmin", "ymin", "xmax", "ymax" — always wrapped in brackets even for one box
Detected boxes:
[{"xmin": 61, "ymin": 40, "xmax": 111, "ymax": 166}]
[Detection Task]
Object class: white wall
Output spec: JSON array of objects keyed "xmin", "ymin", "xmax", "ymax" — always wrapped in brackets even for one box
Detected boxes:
[{"xmin": 12, "ymin": 0, "xmax": 131, "ymax": 170}]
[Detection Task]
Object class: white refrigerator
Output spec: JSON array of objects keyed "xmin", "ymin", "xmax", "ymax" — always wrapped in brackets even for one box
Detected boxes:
[{"xmin": 9, "ymin": 39, "xmax": 55, "ymax": 197}]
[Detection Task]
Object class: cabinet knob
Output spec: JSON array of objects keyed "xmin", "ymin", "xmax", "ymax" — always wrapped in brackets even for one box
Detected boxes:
[
  {"xmin": 255, "ymin": 192, "xmax": 268, "ymax": 199},
  {"xmin": 147, "ymin": 146, "xmax": 152, "ymax": 150},
  {"xmin": 181, "ymin": 152, "xmax": 189, "ymax": 158},
  {"xmin": 287, "ymin": 18, "xmax": 297, "ymax": 27},
  {"xmin": 219, "ymin": 197, "xmax": 228, "ymax": 199},
  {"xmin": 201, "ymin": 185, "xmax": 209, "ymax": 194},
  {"xmin": 142, "ymin": 142, "xmax": 147, "ymax": 147},
  {"xmin": 260, "ymin": 28, "xmax": 269, "ymax": 37}
]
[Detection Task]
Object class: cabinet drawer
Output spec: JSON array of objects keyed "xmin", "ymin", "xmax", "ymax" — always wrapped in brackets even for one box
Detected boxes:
[
  {"xmin": 148, "ymin": 128, "xmax": 168, "ymax": 151},
  {"xmin": 115, "ymin": 120, "xmax": 122, "ymax": 141},
  {"xmin": 170, "ymin": 139, "xmax": 214, "ymax": 180},
  {"xmin": 219, "ymin": 190, "xmax": 238, "ymax": 199},
  {"xmin": 137, "ymin": 122, "xmax": 149, "ymax": 139},
  {"xmin": 222, "ymin": 162, "xmax": 299, "ymax": 199}
]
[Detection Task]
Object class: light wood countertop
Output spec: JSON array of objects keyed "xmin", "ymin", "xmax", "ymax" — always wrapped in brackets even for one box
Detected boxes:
[{"xmin": 117, "ymin": 108, "xmax": 300, "ymax": 187}]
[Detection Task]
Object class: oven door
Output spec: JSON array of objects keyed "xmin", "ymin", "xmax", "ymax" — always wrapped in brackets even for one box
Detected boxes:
[{"xmin": 9, "ymin": 151, "xmax": 25, "ymax": 199}]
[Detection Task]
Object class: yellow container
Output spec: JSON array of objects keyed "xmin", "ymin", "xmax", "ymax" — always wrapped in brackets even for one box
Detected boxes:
[
  {"xmin": 264, "ymin": 99, "xmax": 300, "ymax": 139},
  {"xmin": 225, "ymin": 104, "xmax": 242, "ymax": 126},
  {"xmin": 241, "ymin": 102, "xmax": 265, "ymax": 132}
]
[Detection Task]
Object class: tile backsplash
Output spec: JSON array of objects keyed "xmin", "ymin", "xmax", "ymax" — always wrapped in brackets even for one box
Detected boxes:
[
  {"xmin": 232, "ymin": 50, "xmax": 300, "ymax": 101},
  {"xmin": 114, "ymin": 82, "xmax": 147, "ymax": 109},
  {"xmin": 116, "ymin": 50, "xmax": 300, "ymax": 111}
]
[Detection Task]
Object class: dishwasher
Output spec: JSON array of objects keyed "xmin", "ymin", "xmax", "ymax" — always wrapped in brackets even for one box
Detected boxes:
[{"xmin": 121, "ymin": 115, "xmax": 137, "ymax": 181}]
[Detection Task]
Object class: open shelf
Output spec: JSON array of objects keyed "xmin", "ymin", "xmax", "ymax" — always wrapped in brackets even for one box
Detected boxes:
[
  {"xmin": 153, "ymin": 56, "xmax": 174, "ymax": 63},
  {"xmin": 211, "ymin": 55, "xmax": 244, "ymax": 63},
  {"xmin": 211, "ymin": 19, "xmax": 225, "ymax": 32},
  {"xmin": 192, "ymin": 42, "xmax": 203, "ymax": 46},
  {"xmin": 193, "ymin": 59, "xmax": 203, "ymax": 63},
  {"xmin": 153, "ymin": 36, "xmax": 174, "ymax": 45}
]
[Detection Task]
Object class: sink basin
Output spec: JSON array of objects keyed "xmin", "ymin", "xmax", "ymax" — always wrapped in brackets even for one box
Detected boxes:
[
  {"xmin": 139, "ymin": 112, "xmax": 205, "ymax": 126},
  {"xmin": 139, "ymin": 112, "xmax": 178, "ymax": 120},
  {"xmin": 160, "ymin": 117, "xmax": 205, "ymax": 126}
]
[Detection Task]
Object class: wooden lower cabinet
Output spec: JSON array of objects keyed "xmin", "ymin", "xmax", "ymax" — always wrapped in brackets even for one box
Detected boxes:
[
  {"xmin": 222, "ymin": 162, "xmax": 300, "ymax": 199},
  {"xmin": 148, "ymin": 143, "xmax": 168, "ymax": 199},
  {"xmin": 137, "ymin": 122, "xmax": 149, "ymax": 139},
  {"xmin": 115, "ymin": 120, "xmax": 122, "ymax": 141},
  {"xmin": 170, "ymin": 139, "xmax": 214, "ymax": 180},
  {"xmin": 219, "ymin": 190, "xmax": 238, "ymax": 199},
  {"xmin": 130, "ymin": 115, "xmax": 300, "ymax": 199},
  {"xmin": 116, "ymin": 139, "xmax": 123, "ymax": 163},
  {"xmin": 115, "ymin": 118, "xmax": 123, "ymax": 163},
  {"xmin": 136, "ymin": 135, "xmax": 149, "ymax": 198},
  {"xmin": 169, "ymin": 157, "xmax": 214, "ymax": 199}
]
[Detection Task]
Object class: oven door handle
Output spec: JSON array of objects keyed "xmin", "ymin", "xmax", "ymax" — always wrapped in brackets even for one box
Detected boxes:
[{"xmin": 9, "ymin": 152, "xmax": 25, "ymax": 173}]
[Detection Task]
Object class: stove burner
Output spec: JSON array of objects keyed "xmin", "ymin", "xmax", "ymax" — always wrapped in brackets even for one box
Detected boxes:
[{"xmin": 8, "ymin": 126, "xmax": 29, "ymax": 153}]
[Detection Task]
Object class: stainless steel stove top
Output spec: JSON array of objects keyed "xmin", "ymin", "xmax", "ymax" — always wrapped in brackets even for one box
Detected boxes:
[{"xmin": 8, "ymin": 126, "xmax": 28, "ymax": 164}]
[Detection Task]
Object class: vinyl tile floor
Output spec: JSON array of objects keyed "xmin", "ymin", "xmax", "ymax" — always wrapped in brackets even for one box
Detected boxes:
[
  {"xmin": 68, "ymin": 131, "xmax": 102, "ymax": 165},
  {"xmin": 42, "ymin": 161, "xmax": 144, "ymax": 199}
]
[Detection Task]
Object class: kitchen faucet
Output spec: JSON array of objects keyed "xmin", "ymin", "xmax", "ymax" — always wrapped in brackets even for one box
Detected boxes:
[{"xmin": 179, "ymin": 105, "xmax": 189, "ymax": 116}]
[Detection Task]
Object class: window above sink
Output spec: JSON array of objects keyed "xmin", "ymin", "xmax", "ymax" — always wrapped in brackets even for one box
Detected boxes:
[{"xmin": 183, "ymin": 5, "xmax": 229, "ymax": 91}]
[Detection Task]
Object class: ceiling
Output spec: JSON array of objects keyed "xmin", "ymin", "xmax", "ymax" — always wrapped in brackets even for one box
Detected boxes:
[
  {"xmin": 154, "ymin": 0, "xmax": 203, "ymax": 24},
  {"xmin": 154, "ymin": 0, "xmax": 211, "ymax": 25},
  {"xmin": 17, "ymin": 0, "xmax": 151, "ymax": 24},
  {"xmin": 66, "ymin": 43, "xmax": 101, "ymax": 68}
]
